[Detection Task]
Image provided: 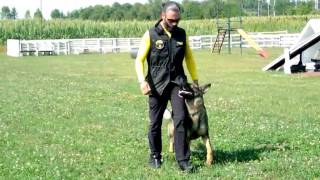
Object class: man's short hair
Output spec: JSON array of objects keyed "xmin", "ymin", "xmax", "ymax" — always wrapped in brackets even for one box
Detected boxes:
[{"xmin": 162, "ymin": 1, "xmax": 181, "ymax": 13}]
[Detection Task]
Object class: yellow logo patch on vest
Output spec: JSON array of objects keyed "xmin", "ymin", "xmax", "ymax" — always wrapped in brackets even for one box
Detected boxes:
[
  {"xmin": 155, "ymin": 40, "xmax": 164, "ymax": 50},
  {"xmin": 176, "ymin": 41, "xmax": 184, "ymax": 46}
]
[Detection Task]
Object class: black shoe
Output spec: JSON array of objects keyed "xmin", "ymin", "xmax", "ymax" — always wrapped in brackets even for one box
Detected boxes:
[
  {"xmin": 178, "ymin": 160, "xmax": 194, "ymax": 173},
  {"xmin": 149, "ymin": 155, "xmax": 161, "ymax": 169}
]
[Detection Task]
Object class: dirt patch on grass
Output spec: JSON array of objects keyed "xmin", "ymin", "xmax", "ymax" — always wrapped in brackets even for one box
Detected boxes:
[
  {"xmin": 0, "ymin": 46, "xmax": 6, "ymax": 53},
  {"xmin": 300, "ymin": 71, "xmax": 320, "ymax": 77}
]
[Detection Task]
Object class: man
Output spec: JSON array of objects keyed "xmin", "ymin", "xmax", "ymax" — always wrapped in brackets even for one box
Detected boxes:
[{"xmin": 135, "ymin": 1, "xmax": 198, "ymax": 172}]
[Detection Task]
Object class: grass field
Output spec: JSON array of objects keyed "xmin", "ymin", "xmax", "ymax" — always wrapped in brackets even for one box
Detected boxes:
[{"xmin": 0, "ymin": 49, "xmax": 319, "ymax": 179}]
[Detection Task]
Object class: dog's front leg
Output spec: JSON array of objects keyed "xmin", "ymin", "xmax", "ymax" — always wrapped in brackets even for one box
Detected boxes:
[
  {"xmin": 168, "ymin": 122, "xmax": 174, "ymax": 153},
  {"xmin": 202, "ymin": 136, "xmax": 213, "ymax": 165}
]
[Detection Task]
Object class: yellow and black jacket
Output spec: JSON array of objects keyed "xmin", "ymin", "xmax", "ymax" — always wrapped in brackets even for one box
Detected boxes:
[{"xmin": 135, "ymin": 20, "xmax": 198, "ymax": 95}]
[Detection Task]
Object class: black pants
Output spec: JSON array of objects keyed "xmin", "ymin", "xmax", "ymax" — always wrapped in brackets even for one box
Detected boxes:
[{"xmin": 148, "ymin": 83, "xmax": 190, "ymax": 162}]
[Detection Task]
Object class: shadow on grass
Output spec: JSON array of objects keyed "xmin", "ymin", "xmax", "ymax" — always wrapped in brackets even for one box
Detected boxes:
[{"xmin": 191, "ymin": 142, "xmax": 283, "ymax": 167}]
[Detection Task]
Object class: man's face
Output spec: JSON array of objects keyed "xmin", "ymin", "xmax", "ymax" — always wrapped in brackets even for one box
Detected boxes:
[{"xmin": 162, "ymin": 10, "xmax": 180, "ymax": 32}]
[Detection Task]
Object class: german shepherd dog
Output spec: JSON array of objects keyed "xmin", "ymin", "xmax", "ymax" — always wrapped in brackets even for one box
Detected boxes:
[{"xmin": 164, "ymin": 83, "xmax": 213, "ymax": 165}]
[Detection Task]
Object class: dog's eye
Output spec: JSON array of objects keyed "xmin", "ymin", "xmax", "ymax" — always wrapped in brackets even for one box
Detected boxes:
[{"xmin": 193, "ymin": 92, "xmax": 200, "ymax": 97}]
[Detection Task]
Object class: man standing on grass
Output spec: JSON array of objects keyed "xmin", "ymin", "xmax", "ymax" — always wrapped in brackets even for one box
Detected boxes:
[{"xmin": 135, "ymin": 1, "xmax": 199, "ymax": 173}]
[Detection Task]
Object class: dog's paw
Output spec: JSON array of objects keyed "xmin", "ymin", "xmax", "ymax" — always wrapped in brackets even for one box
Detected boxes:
[{"xmin": 206, "ymin": 159, "xmax": 213, "ymax": 166}]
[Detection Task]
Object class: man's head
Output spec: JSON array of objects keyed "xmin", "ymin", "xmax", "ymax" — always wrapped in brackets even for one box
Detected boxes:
[{"xmin": 161, "ymin": 1, "xmax": 181, "ymax": 32}]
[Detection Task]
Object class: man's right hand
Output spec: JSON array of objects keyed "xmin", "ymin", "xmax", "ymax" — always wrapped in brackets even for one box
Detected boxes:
[{"xmin": 140, "ymin": 81, "xmax": 151, "ymax": 95}]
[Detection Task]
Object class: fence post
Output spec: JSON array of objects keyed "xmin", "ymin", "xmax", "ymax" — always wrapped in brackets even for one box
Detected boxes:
[
  {"xmin": 67, "ymin": 41, "xmax": 70, "ymax": 55},
  {"xmin": 128, "ymin": 38, "xmax": 132, "ymax": 52},
  {"xmin": 98, "ymin": 39, "xmax": 102, "ymax": 53},
  {"xmin": 57, "ymin": 41, "xmax": 60, "ymax": 55}
]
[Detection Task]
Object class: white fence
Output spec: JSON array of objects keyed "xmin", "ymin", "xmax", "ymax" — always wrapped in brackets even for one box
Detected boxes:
[
  {"xmin": 7, "ymin": 32, "xmax": 300, "ymax": 57},
  {"xmin": 188, "ymin": 33, "xmax": 299, "ymax": 49}
]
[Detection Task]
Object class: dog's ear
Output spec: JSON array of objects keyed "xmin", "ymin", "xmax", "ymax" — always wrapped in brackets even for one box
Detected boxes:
[{"xmin": 200, "ymin": 83, "xmax": 211, "ymax": 94}]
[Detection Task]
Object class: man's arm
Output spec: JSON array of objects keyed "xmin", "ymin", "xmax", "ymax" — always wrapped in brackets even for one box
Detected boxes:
[
  {"xmin": 135, "ymin": 31, "xmax": 151, "ymax": 95},
  {"xmin": 185, "ymin": 34, "xmax": 199, "ymax": 86}
]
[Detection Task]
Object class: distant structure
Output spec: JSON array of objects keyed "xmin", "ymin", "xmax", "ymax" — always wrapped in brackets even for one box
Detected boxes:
[
  {"xmin": 211, "ymin": 0, "xmax": 243, "ymax": 55},
  {"xmin": 315, "ymin": 0, "xmax": 320, "ymax": 10},
  {"xmin": 263, "ymin": 19, "xmax": 320, "ymax": 73}
]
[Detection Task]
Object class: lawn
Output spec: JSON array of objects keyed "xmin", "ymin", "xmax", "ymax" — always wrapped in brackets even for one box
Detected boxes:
[{"xmin": 0, "ymin": 49, "xmax": 319, "ymax": 179}]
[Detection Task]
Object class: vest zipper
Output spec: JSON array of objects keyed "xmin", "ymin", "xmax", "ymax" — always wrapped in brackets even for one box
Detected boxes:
[{"xmin": 168, "ymin": 37, "xmax": 172, "ymax": 81}]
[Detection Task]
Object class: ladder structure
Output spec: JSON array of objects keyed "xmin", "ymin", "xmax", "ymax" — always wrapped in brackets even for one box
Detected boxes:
[
  {"xmin": 211, "ymin": 28, "xmax": 227, "ymax": 53},
  {"xmin": 211, "ymin": 0, "xmax": 243, "ymax": 55}
]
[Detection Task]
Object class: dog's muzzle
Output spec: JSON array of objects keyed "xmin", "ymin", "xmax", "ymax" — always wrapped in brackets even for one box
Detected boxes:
[{"xmin": 178, "ymin": 89, "xmax": 194, "ymax": 99}]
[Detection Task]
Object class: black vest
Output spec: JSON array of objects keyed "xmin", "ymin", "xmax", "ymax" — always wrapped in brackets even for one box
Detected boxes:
[{"xmin": 146, "ymin": 20, "xmax": 187, "ymax": 95}]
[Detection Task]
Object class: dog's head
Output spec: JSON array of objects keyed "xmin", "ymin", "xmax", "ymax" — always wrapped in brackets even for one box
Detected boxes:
[{"xmin": 179, "ymin": 83, "xmax": 211, "ymax": 110}]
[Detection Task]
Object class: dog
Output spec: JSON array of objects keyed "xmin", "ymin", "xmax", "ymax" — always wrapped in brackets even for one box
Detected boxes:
[{"xmin": 164, "ymin": 83, "xmax": 213, "ymax": 165}]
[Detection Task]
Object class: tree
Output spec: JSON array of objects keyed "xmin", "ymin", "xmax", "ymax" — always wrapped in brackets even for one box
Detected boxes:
[
  {"xmin": 273, "ymin": 0, "xmax": 276, "ymax": 16},
  {"xmin": 148, "ymin": 0, "xmax": 163, "ymax": 19},
  {"xmin": 67, "ymin": 10, "xmax": 80, "ymax": 19},
  {"xmin": 61, "ymin": 0, "xmax": 318, "ymax": 21},
  {"xmin": 25, "ymin": 10, "xmax": 31, "ymax": 19},
  {"xmin": 1, "ymin": 6, "xmax": 11, "ymax": 19},
  {"xmin": 88, "ymin": 5, "xmax": 105, "ymax": 20},
  {"xmin": 275, "ymin": 0, "xmax": 292, "ymax": 15},
  {"xmin": 136, "ymin": 4, "xmax": 152, "ymax": 20},
  {"xmin": 122, "ymin": 3, "xmax": 134, "ymax": 20},
  {"xmin": 182, "ymin": 0, "xmax": 203, "ymax": 19},
  {"xmin": 10, "ymin": 8, "xmax": 17, "ymax": 19},
  {"xmin": 101, "ymin": 6, "xmax": 112, "ymax": 21},
  {"xmin": 132, "ymin": 3, "xmax": 147, "ymax": 20},
  {"xmin": 294, "ymin": 1, "xmax": 313, "ymax": 15},
  {"xmin": 51, "ymin": 9, "xmax": 64, "ymax": 19},
  {"xmin": 110, "ymin": 3, "xmax": 124, "ymax": 20},
  {"xmin": 34, "ymin": 8, "xmax": 43, "ymax": 19},
  {"xmin": 201, "ymin": 0, "xmax": 222, "ymax": 19}
]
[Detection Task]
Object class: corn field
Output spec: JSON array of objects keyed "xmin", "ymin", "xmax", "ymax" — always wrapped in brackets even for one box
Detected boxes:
[{"xmin": 0, "ymin": 15, "xmax": 319, "ymax": 45}]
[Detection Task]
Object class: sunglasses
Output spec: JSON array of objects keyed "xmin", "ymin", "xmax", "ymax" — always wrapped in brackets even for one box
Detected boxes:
[{"xmin": 166, "ymin": 18, "xmax": 180, "ymax": 24}]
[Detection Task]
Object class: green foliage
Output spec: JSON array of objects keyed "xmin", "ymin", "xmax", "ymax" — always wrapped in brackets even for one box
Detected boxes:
[
  {"xmin": 182, "ymin": 1, "xmax": 204, "ymax": 19},
  {"xmin": 67, "ymin": 2, "xmax": 154, "ymax": 21},
  {"xmin": 10, "ymin": 8, "xmax": 17, "ymax": 20},
  {"xmin": 289, "ymin": 2, "xmax": 314, "ymax": 15},
  {"xmin": 1, "ymin": 6, "xmax": 11, "ymax": 19},
  {"xmin": 1, "ymin": 15, "xmax": 320, "ymax": 45},
  {"xmin": 51, "ymin": 9, "xmax": 64, "ymax": 19},
  {"xmin": 33, "ymin": 9, "xmax": 43, "ymax": 19},
  {"xmin": 24, "ymin": 10, "xmax": 31, "ymax": 19},
  {"xmin": 62, "ymin": 0, "xmax": 320, "ymax": 20},
  {"xmin": 0, "ymin": 49, "xmax": 320, "ymax": 179},
  {"xmin": 1, "ymin": 1, "xmax": 320, "ymax": 22}
]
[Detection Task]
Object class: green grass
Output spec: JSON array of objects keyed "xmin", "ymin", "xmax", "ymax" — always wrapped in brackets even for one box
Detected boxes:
[{"xmin": 0, "ymin": 49, "xmax": 319, "ymax": 179}]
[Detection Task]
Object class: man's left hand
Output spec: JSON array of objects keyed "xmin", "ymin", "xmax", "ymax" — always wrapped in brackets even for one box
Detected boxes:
[{"xmin": 192, "ymin": 80, "xmax": 199, "ymax": 87}]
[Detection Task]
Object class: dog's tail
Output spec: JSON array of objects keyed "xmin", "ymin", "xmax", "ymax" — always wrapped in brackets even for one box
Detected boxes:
[{"xmin": 163, "ymin": 108, "xmax": 172, "ymax": 120}]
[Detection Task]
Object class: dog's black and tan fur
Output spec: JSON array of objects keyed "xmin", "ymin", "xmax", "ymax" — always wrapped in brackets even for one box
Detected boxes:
[{"xmin": 165, "ymin": 83, "xmax": 213, "ymax": 165}]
